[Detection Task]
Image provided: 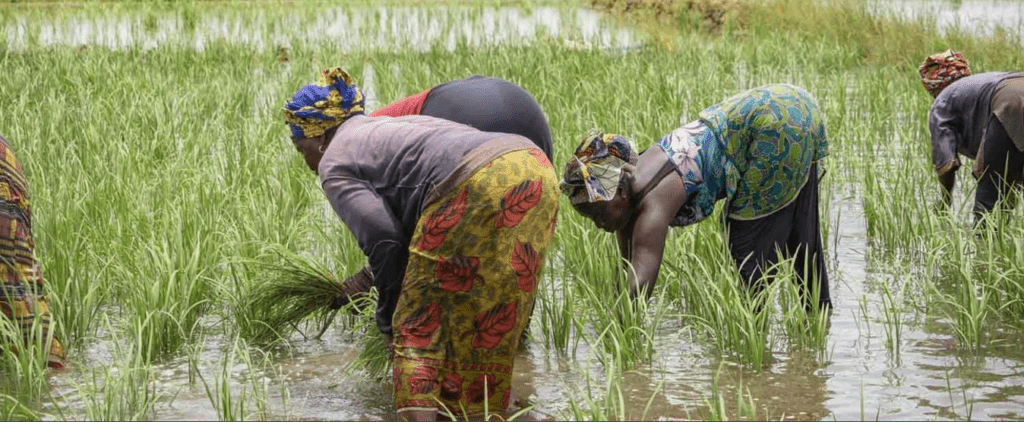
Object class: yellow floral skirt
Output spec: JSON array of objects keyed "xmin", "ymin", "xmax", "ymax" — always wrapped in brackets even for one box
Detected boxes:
[{"xmin": 392, "ymin": 148, "xmax": 558, "ymax": 417}]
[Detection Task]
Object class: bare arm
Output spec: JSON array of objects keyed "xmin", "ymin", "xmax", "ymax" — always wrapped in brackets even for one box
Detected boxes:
[
  {"xmin": 938, "ymin": 169, "xmax": 956, "ymax": 209},
  {"xmin": 619, "ymin": 176, "xmax": 688, "ymax": 301}
]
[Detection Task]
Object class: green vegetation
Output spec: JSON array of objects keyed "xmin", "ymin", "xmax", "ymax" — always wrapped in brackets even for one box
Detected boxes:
[{"xmin": 0, "ymin": 0, "xmax": 1022, "ymax": 419}]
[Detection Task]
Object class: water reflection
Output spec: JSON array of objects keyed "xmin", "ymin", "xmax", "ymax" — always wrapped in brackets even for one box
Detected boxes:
[
  {"xmin": 873, "ymin": 0, "xmax": 1024, "ymax": 40},
  {"xmin": 2, "ymin": 6, "xmax": 638, "ymax": 53}
]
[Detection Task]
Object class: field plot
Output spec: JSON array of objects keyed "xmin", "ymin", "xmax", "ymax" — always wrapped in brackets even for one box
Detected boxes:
[{"xmin": 1, "ymin": 0, "xmax": 1023, "ymax": 420}]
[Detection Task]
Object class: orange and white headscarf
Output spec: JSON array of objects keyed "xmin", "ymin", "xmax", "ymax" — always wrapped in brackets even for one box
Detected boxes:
[{"xmin": 919, "ymin": 50, "xmax": 971, "ymax": 97}]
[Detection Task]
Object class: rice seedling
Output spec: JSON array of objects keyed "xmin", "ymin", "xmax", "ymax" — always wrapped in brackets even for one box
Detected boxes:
[
  {"xmin": 575, "ymin": 266, "xmax": 672, "ymax": 369},
  {"xmin": 533, "ymin": 272, "xmax": 584, "ymax": 355},
  {"xmin": 73, "ymin": 317, "xmax": 160, "ymax": 421},
  {"xmin": 0, "ymin": 301, "xmax": 59, "ymax": 408},
  {"xmin": 702, "ymin": 363, "xmax": 757, "ymax": 421},
  {"xmin": 877, "ymin": 280, "xmax": 907, "ymax": 360},
  {"xmin": 777, "ymin": 263, "xmax": 830, "ymax": 356},
  {"xmin": 231, "ymin": 247, "xmax": 350, "ymax": 346},
  {"xmin": 563, "ymin": 358, "xmax": 662, "ymax": 421},
  {"xmin": 197, "ymin": 337, "xmax": 288, "ymax": 421}
]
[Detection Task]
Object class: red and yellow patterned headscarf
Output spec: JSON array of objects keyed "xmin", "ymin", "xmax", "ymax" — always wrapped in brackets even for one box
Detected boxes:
[
  {"xmin": 919, "ymin": 50, "xmax": 971, "ymax": 98},
  {"xmin": 283, "ymin": 67, "xmax": 365, "ymax": 140}
]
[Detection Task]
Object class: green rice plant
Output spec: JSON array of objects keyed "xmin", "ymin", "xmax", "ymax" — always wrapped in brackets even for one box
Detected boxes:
[
  {"xmin": 231, "ymin": 247, "xmax": 348, "ymax": 346},
  {"xmin": 0, "ymin": 299, "xmax": 60, "ymax": 410},
  {"xmin": 664, "ymin": 247, "xmax": 774, "ymax": 370},
  {"xmin": 564, "ymin": 359, "xmax": 662, "ymax": 421},
  {"xmin": 197, "ymin": 337, "xmax": 289, "ymax": 421},
  {"xmin": 576, "ymin": 267, "xmax": 670, "ymax": 369},
  {"xmin": 0, "ymin": 393, "xmax": 41, "ymax": 421},
  {"xmin": 75, "ymin": 317, "xmax": 160, "ymax": 421},
  {"xmin": 533, "ymin": 272, "xmax": 584, "ymax": 355},
  {"xmin": 943, "ymin": 369, "xmax": 976, "ymax": 421},
  {"xmin": 933, "ymin": 261, "xmax": 992, "ymax": 352},
  {"xmin": 78, "ymin": 363, "xmax": 159, "ymax": 422},
  {"xmin": 777, "ymin": 261, "xmax": 830, "ymax": 356},
  {"xmin": 703, "ymin": 363, "xmax": 757, "ymax": 421},
  {"xmin": 34, "ymin": 214, "xmax": 110, "ymax": 353},
  {"xmin": 877, "ymin": 280, "xmax": 907, "ymax": 359}
]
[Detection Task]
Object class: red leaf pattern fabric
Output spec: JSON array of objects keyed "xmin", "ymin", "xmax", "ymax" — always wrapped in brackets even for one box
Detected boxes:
[
  {"xmin": 528, "ymin": 148, "xmax": 552, "ymax": 168},
  {"xmin": 408, "ymin": 365, "xmax": 439, "ymax": 395},
  {"xmin": 470, "ymin": 302, "xmax": 518, "ymax": 349},
  {"xmin": 417, "ymin": 188, "xmax": 469, "ymax": 251},
  {"xmin": 436, "ymin": 255, "xmax": 483, "ymax": 292},
  {"xmin": 510, "ymin": 241, "xmax": 538, "ymax": 293},
  {"xmin": 399, "ymin": 301, "xmax": 442, "ymax": 347},
  {"xmin": 440, "ymin": 372, "xmax": 463, "ymax": 401},
  {"xmin": 496, "ymin": 180, "xmax": 542, "ymax": 228},
  {"xmin": 466, "ymin": 374, "xmax": 499, "ymax": 404}
]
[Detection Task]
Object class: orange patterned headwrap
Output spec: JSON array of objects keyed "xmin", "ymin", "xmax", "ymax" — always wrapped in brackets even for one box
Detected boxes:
[{"xmin": 919, "ymin": 50, "xmax": 971, "ymax": 98}]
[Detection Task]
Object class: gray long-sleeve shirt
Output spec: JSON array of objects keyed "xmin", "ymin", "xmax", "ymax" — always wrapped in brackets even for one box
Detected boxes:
[
  {"xmin": 928, "ymin": 72, "xmax": 1024, "ymax": 175},
  {"xmin": 318, "ymin": 114, "xmax": 533, "ymax": 335}
]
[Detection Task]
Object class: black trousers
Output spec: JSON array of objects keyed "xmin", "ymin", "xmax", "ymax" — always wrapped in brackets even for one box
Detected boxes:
[
  {"xmin": 725, "ymin": 163, "xmax": 831, "ymax": 311},
  {"xmin": 974, "ymin": 116, "xmax": 1024, "ymax": 215}
]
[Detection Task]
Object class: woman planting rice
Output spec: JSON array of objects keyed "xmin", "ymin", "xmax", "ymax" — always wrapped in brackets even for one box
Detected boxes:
[
  {"xmin": 283, "ymin": 68, "xmax": 558, "ymax": 420},
  {"xmin": 560, "ymin": 84, "xmax": 831, "ymax": 311},
  {"xmin": 0, "ymin": 134, "xmax": 66, "ymax": 369},
  {"xmin": 371, "ymin": 75, "xmax": 553, "ymax": 160},
  {"xmin": 919, "ymin": 50, "xmax": 1024, "ymax": 219},
  {"xmin": 333, "ymin": 75, "xmax": 555, "ymax": 309}
]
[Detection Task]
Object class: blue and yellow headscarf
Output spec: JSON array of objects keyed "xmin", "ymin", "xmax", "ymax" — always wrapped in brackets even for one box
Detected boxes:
[
  {"xmin": 283, "ymin": 67, "xmax": 365, "ymax": 140},
  {"xmin": 560, "ymin": 131, "xmax": 639, "ymax": 205}
]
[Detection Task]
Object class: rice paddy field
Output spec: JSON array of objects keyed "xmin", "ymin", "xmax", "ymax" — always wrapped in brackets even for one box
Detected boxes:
[{"xmin": 1, "ymin": 0, "xmax": 1024, "ymax": 420}]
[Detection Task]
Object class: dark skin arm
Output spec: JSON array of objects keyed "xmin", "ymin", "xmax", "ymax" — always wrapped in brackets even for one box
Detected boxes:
[
  {"xmin": 938, "ymin": 169, "xmax": 956, "ymax": 209},
  {"xmin": 615, "ymin": 152, "xmax": 689, "ymax": 301}
]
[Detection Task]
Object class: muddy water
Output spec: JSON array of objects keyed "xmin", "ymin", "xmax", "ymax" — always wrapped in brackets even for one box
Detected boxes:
[
  {"xmin": 13, "ymin": 1, "xmax": 1024, "ymax": 420},
  {"xmin": 76, "ymin": 192, "xmax": 1022, "ymax": 421},
  {"xmin": 871, "ymin": 0, "xmax": 1024, "ymax": 40}
]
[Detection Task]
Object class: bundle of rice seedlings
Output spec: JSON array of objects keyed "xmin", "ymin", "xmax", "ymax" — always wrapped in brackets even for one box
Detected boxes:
[
  {"xmin": 239, "ymin": 247, "xmax": 391, "ymax": 379},
  {"xmin": 239, "ymin": 248, "xmax": 368, "ymax": 344}
]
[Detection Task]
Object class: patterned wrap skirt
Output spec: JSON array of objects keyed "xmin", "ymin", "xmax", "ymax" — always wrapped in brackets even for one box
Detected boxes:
[
  {"xmin": 0, "ymin": 135, "xmax": 65, "ymax": 368},
  {"xmin": 391, "ymin": 147, "xmax": 558, "ymax": 417}
]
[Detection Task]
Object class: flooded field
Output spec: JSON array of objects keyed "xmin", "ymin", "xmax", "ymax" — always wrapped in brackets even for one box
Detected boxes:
[{"xmin": 1, "ymin": 0, "xmax": 1024, "ymax": 420}]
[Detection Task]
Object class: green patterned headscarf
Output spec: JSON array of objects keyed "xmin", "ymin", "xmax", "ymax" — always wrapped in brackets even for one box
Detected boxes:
[
  {"xmin": 283, "ymin": 67, "xmax": 365, "ymax": 140},
  {"xmin": 560, "ymin": 132, "xmax": 639, "ymax": 205}
]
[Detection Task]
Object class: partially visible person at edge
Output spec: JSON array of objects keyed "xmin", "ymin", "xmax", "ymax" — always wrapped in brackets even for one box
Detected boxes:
[
  {"xmin": 0, "ymin": 134, "xmax": 66, "ymax": 369},
  {"xmin": 283, "ymin": 68, "xmax": 558, "ymax": 421},
  {"xmin": 919, "ymin": 49, "xmax": 1024, "ymax": 219},
  {"xmin": 334, "ymin": 75, "xmax": 555, "ymax": 305},
  {"xmin": 370, "ymin": 75, "xmax": 553, "ymax": 161},
  {"xmin": 559, "ymin": 84, "xmax": 831, "ymax": 311}
]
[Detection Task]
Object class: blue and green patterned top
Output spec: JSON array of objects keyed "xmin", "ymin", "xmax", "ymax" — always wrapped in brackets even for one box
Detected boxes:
[{"xmin": 657, "ymin": 84, "xmax": 828, "ymax": 225}]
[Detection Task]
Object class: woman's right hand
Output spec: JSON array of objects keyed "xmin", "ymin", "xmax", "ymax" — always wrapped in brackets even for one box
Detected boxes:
[{"xmin": 330, "ymin": 266, "xmax": 374, "ymax": 313}]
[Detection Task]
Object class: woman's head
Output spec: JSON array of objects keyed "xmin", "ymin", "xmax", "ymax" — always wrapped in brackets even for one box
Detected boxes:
[
  {"xmin": 919, "ymin": 50, "xmax": 971, "ymax": 98},
  {"xmin": 283, "ymin": 67, "xmax": 365, "ymax": 172},
  {"xmin": 560, "ymin": 131, "xmax": 639, "ymax": 231}
]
